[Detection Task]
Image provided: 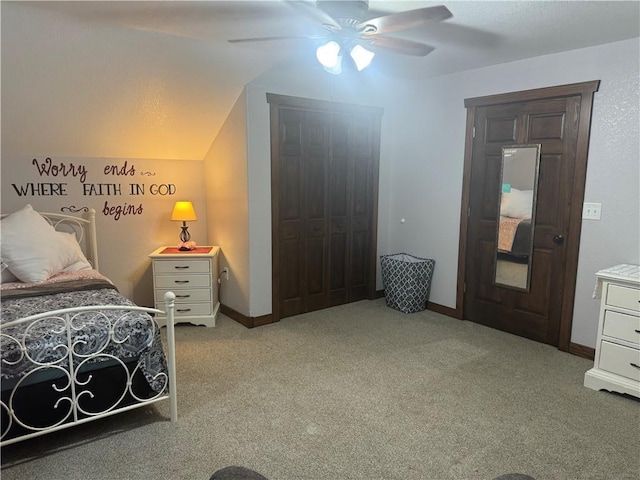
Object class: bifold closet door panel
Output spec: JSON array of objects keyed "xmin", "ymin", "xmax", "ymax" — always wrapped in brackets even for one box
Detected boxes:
[
  {"xmin": 270, "ymin": 94, "xmax": 382, "ymax": 320},
  {"xmin": 277, "ymin": 107, "xmax": 305, "ymax": 318}
]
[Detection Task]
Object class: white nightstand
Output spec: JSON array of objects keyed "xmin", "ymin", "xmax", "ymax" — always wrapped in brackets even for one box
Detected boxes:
[
  {"xmin": 584, "ymin": 264, "xmax": 640, "ymax": 398},
  {"xmin": 149, "ymin": 246, "xmax": 220, "ymax": 327}
]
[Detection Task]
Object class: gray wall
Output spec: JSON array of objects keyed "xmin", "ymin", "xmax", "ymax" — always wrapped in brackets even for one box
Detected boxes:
[
  {"xmin": 208, "ymin": 38, "xmax": 639, "ymax": 348},
  {"xmin": 2, "ymin": 1, "xmax": 637, "ymax": 348},
  {"xmin": 203, "ymin": 91, "xmax": 251, "ymax": 316},
  {"xmin": 388, "ymin": 38, "xmax": 639, "ymax": 347},
  {"xmin": 231, "ymin": 38, "xmax": 639, "ymax": 350}
]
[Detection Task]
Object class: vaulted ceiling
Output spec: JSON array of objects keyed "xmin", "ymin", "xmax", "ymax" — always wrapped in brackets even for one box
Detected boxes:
[
  {"xmin": 2, "ymin": 1, "xmax": 639, "ymax": 160},
  {"xmin": 30, "ymin": 1, "xmax": 640, "ymax": 77}
]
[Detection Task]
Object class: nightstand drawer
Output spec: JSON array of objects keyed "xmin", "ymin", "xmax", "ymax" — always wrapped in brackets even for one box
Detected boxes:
[
  {"xmin": 173, "ymin": 302, "xmax": 213, "ymax": 317},
  {"xmin": 155, "ymin": 288, "xmax": 212, "ymax": 304},
  {"xmin": 154, "ymin": 274, "xmax": 211, "ymax": 289},
  {"xmin": 603, "ymin": 310, "xmax": 640, "ymax": 344},
  {"xmin": 154, "ymin": 259, "xmax": 211, "ymax": 274},
  {"xmin": 606, "ymin": 284, "xmax": 640, "ymax": 312},
  {"xmin": 599, "ymin": 341, "xmax": 640, "ymax": 381}
]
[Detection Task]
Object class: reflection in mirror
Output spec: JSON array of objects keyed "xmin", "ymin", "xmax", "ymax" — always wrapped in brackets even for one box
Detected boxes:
[{"xmin": 494, "ymin": 144, "xmax": 541, "ymax": 291}]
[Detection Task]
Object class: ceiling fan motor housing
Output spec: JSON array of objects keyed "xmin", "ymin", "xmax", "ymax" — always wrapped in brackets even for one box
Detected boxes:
[
  {"xmin": 316, "ymin": 0, "xmax": 370, "ymax": 26},
  {"xmin": 228, "ymin": 2, "xmax": 448, "ymax": 61}
]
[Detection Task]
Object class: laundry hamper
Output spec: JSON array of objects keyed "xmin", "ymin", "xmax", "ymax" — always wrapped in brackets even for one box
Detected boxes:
[{"xmin": 380, "ymin": 253, "xmax": 435, "ymax": 313}]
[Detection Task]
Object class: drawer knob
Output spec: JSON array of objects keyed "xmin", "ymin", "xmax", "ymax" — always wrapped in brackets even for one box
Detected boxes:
[
  {"xmin": 175, "ymin": 280, "xmax": 190, "ymax": 284},
  {"xmin": 174, "ymin": 266, "xmax": 190, "ymax": 269},
  {"xmin": 177, "ymin": 308, "xmax": 192, "ymax": 313},
  {"xmin": 176, "ymin": 294, "xmax": 191, "ymax": 299},
  {"xmin": 631, "ymin": 363, "xmax": 640, "ymax": 370}
]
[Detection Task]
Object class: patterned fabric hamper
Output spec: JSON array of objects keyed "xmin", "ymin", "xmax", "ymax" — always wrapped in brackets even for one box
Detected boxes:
[{"xmin": 380, "ymin": 253, "xmax": 435, "ymax": 313}]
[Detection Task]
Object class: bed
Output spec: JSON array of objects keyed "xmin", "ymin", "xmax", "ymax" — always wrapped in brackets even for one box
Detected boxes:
[
  {"xmin": 497, "ymin": 217, "xmax": 533, "ymax": 258},
  {"xmin": 0, "ymin": 205, "xmax": 177, "ymax": 447},
  {"xmin": 497, "ymin": 187, "xmax": 534, "ymax": 259}
]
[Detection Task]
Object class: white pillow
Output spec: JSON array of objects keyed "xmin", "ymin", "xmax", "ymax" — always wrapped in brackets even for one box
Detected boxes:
[
  {"xmin": 0, "ymin": 205, "xmax": 88, "ymax": 282},
  {"xmin": 1, "ymin": 258, "xmax": 19, "ymax": 283},
  {"xmin": 59, "ymin": 232, "xmax": 93, "ymax": 272},
  {"xmin": 500, "ymin": 188, "xmax": 534, "ymax": 219}
]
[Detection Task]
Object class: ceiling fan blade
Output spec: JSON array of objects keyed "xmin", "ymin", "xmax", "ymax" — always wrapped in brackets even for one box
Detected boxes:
[
  {"xmin": 357, "ymin": 5, "xmax": 452, "ymax": 35},
  {"xmin": 229, "ymin": 35, "xmax": 327, "ymax": 44},
  {"xmin": 284, "ymin": 0, "xmax": 341, "ymax": 31},
  {"xmin": 364, "ymin": 36, "xmax": 435, "ymax": 57}
]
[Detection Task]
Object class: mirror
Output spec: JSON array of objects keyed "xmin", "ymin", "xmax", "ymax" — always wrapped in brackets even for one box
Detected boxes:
[{"xmin": 493, "ymin": 144, "xmax": 541, "ymax": 291}]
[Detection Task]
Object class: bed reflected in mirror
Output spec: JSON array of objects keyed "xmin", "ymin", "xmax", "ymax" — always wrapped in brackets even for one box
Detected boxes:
[{"xmin": 494, "ymin": 144, "xmax": 541, "ymax": 291}]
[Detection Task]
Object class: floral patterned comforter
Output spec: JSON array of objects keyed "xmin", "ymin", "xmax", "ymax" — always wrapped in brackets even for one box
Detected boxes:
[{"xmin": 1, "ymin": 270, "xmax": 168, "ymax": 393}]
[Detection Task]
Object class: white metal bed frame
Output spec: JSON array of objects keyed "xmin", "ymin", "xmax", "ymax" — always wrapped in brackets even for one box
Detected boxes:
[{"xmin": 0, "ymin": 209, "xmax": 177, "ymax": 447}]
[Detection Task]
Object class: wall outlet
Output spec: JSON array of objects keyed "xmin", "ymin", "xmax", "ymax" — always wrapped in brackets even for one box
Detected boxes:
[
  {"xmin": 222, "ymin": 267, "xmax": 229, "ymax": 280},
  {"xmin": 582, "ymin": 202, "xmax": 602, "ymax": 220}
]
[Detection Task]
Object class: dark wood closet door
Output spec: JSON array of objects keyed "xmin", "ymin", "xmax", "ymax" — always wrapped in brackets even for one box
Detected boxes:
[
  {"xmin": 462, "ymin": 82, "xmax": 599, "ymax": 348},
  {"xmin": 269, "ymin": 94, "xmax": 382, "ymax": 321},
  {"xmin": 328, "ymin": 114, "xmax": 376, "ymax": 306},
  {"xmin": 276, "ymin": 108, "xmax": 330, "ymax": 318}
]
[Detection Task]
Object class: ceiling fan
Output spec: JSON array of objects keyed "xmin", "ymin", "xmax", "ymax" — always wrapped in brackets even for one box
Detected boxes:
[{"xmin": 229, "ymin": 1, "xmax": 453, "ymax": 73}]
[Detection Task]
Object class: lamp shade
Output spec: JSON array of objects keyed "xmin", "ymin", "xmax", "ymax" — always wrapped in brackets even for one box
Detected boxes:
[
  {"xmin": 350, "ymin": 44, "xmax": 375, "ymax": 71},
  {"xmin": 316, "ymin": 40, "xmax": 341, "ymax": 68},
  {"xmin": 171, "ymin": 201, "xmax": 197, "ymax": 222}
]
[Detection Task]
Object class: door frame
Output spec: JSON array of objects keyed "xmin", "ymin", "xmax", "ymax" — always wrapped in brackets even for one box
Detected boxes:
[
  {"xmin": 455, "ymin": 81, "xmax": 600, "ymax": 351},
  {"xmin": 267, "ymin": 93, "xmax": 383, "ymax": 322}
]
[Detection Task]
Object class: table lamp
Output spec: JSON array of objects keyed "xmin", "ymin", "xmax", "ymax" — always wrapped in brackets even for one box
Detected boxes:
[{"xmin": 171, "ymin": 201, "xmax": 197, "ymax": 250}]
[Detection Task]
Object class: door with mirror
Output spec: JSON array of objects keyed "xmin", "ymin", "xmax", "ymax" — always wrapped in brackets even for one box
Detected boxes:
[
  {"xmin": 494, "ymin": 144, "xmax": 540, "ymax": 291},
  {"xmin": 462, "ymin": 84, "xmax": 597, "ymax": 347}
]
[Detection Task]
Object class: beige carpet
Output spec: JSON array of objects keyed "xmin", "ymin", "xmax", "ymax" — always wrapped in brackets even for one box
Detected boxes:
[
  {"xmin": 495, "ymin": 259, "xmax": 528, "ymax": 289},
  {"xmin": 2, "ymin": 299, "xmax": 639, "ymax": 479}
]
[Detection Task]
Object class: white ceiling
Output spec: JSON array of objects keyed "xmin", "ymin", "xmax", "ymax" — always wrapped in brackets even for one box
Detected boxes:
[
  {"xmin": 28, "ymin": 0, "xmax": 640, "ymax": 79},
  {"xmin": 4, "ymin": 1, "xmax": 638, "ymax": 161}
]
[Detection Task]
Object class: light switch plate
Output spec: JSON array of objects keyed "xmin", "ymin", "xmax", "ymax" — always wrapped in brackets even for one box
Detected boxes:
[{"xmin": 583, "ymin": 202, "xmax": 602, "ymax": 220}]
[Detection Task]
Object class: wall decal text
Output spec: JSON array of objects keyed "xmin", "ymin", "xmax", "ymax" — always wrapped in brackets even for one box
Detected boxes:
[{"xmin": 10, "ymin": 158, "xmax": 179, "ymax": 220}]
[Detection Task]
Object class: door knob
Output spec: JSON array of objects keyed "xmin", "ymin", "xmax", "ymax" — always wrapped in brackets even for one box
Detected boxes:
[{"xmin": 553, "ymin": 234, "xmax": 564, "ymax": 245}]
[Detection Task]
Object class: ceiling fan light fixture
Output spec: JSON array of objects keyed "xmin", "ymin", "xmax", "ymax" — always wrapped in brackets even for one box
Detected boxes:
[
  {"xmin": 349, "ymin": 44, "xmax": 375, "ymax": 71},
  {"xmin": 316, "ymin": 40, "xmax": 341, "ymax": 68},
  {"xmin": 323, "ymin": 56, "xmax": 343, "ymax": 75},
  {"xmin": 230, "ymin": 4, "xmax": 450, "ymax": 73}
]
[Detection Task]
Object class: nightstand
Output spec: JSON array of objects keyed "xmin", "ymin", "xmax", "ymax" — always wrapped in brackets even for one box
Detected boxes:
[
  {"xmin": 584, "ymin": 264, "xmax": 640, "ymax": 398},
  {"xmin": 149, "ymin": 246, "xmax": 220, "ymax": 327}
]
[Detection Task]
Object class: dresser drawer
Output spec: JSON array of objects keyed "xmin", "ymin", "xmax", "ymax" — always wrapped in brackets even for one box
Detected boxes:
[
  {"xmin": 599, "ymin": 341, "xmax": 640, "ymax": 381},
  {"xmin": 154, "ymin": 274, "xmax": 211, "ymax": 289},
  {"xmin": 155, "ymin": 288, "xmax": 212, "ymax": 304},
  {"xmin": 153, "ymin": 259, "xmax": 211, "ymax": 274},
  {"xmin": 606, "ymin": 284, "xmax": 640, "ymax": 312},
  {"xmin": 603, "ymin": 310, "xmax": 640, "ymax": 345},
  {"xmin": 173, "ymin": 302, "xmax": 213, "ymax": 317}
]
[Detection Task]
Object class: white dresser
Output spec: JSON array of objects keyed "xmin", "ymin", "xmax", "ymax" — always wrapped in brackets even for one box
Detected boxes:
[
  {"xmin": 149, "ymin": 246, "xmax": 220, "ymax": 328},
  {"xmin": 584, "ymin": 264, "xmax": 640, "ymax": 398}
]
